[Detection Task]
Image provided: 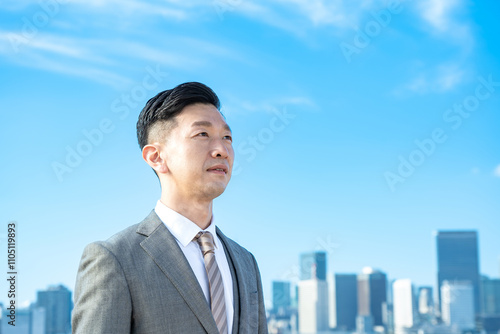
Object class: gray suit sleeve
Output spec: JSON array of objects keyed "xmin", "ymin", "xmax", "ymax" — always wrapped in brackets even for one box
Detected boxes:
[
  {"xmin": 252, "ymin": 254, "xmax": 269, "ymax": 334},
  {"xmin": 72, "ymin": 242, "xmax": 132, "ymax": 334}
]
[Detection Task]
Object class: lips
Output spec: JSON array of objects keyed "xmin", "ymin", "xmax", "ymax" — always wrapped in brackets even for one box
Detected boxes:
[{"xmin": 207, "ymin": 164, "xmax": 228, "ymax": 174}]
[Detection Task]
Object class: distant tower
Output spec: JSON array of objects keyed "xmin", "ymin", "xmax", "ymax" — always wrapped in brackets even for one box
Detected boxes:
[
  {"xmin": 31, "ymin": 305, "xmax": 47, "ymax": 334},
  {"xmin": 298, "ymin": 256, "xmax": 329, "ymax": 333},
  {"xmin": 441, "ymin": 281, "xmax": 475, "ymax": 331},
  {"xmin": 356, "ymin": 315, "xmax": 374, "ymax": 334},
  {"xmin": 392, "ymin": 279, "xmax": 415, "ymax": 334},
  {"xmin": 36, "ymin": 284, "xmax": 72, "ymax": 334},
  {"xmin": 1, "ymin": 307, "xmax": 31, "ymax": 334},
  {"xmin": 272, "ymin": 281, "xmax": 291, "ymax": 313},
  {"xmin": 417, "ymin": 287, "xmax": 433, "ymax": 315},
  {"xmin": 300, "ymin": 251, "xmax": 326, "ymax": 281},
  {"xmin": 436, "ymin": 231, "xmax": 480, "ymax": 315},
  {"xmin": 417, "ymin": 286, "xmax": 434, "ymax": 323},
  {"xmin": 480, "ymin": 276, "xmax": 500, "ymax": 315},
  {"xmin": 357, "ymin": 267, "xmax": 387, "ymax": 327},
  {"xmin": 329, "ymin": 273, "xmax": 358, "ymax": 331}
]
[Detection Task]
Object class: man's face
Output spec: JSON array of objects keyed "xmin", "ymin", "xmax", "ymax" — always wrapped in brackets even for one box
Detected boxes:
[{"xmin": 160, "ymin": 103, "xmax": 234, "ymax": 201}]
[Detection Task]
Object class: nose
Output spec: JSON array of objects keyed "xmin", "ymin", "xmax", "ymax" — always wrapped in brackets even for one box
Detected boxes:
[{"xmin": 211, "ymin": 138, "xmax": 232, "ymax": 159}]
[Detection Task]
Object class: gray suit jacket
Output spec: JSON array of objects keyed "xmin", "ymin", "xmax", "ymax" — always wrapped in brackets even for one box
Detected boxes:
[{"xmin": 72, "ymin": 211, "xmax": 268, "ymax": 334}]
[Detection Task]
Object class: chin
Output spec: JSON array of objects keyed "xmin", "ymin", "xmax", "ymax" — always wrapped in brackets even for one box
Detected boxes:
[{"xmin": 203, "ymin": 184, "xmax": 227, "ymax": 199}]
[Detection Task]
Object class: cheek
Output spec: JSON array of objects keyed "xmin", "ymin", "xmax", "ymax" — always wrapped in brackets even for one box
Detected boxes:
[
  {"xmin": 182, "ymin": 147, "xmax": 206, "ymax": 170},
  {"xmin": 168, "ymin": 146, "xmax": 194, "ymax": 172},
  {"xmin": 227, "ymin": 145, "xmax": 235, "ymax": 160}
]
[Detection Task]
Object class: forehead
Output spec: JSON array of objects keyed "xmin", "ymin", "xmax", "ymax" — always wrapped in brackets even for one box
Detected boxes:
[{"xmin": 176, "ymin": 103, "xmax": 230, "ymax": 130}]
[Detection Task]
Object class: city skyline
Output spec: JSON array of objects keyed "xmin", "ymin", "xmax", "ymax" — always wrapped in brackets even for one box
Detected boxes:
[
  {"xmin": 3, "ymin": 228, "xmax": 500, "ymax": 333},
  {"xmin": 8, "ymin": 228, "xmax": 500, "ymax": 310},
  {"xmin": 1, "ymin": 0, "xmax": 500, "ymax": 310},
  {"xmin": 267, "ymin": 235, "xmax": 500, "ymax": 333}
]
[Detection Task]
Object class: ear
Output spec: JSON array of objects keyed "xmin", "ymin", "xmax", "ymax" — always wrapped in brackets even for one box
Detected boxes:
[{"xmin": 142, "ymin": 144, "xmax": 169, "ymax": 174}]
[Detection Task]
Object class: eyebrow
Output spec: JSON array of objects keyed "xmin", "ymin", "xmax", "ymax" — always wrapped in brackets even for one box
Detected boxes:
[{"xmin": 191, "ymin": 121, "xmax": 232, "ymax": 133}]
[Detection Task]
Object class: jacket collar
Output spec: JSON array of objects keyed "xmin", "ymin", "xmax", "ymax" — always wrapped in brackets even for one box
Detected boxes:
[{"xmin": 137, "ymin": 211, "xmax": 220, "ymax": 334}]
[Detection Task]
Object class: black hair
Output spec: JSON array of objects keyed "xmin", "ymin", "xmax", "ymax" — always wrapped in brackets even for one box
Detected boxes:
[{"xmin": 136, "ymin": 82, "xmax": 220, "ymax": 149}]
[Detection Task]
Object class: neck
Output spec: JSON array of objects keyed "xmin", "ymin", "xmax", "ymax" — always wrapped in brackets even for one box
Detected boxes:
[{"xmin": 160, "ymin": 192, "xmax": 214, "ymax": 230}]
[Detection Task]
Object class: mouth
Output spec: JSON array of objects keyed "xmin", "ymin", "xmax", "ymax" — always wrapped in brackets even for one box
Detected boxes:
[{"xmin": 207, "ymin": 165, "xmax": 228, "ymax": 175}]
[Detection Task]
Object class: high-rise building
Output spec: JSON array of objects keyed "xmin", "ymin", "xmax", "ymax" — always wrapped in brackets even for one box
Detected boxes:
[
  {"xmin": 436, "ymin": 230, "xmax": 480, "ymax": 315},
  {"xmin": 356, "ymin": 315, "xmax": 374, "ymax": 334},
  {"xmin": 1, "ymin": 307, "xmax": 31, "ymax": 334},
  {"xmin": 298, "ymin": 254, "xmax": 329, "ymax": 334},
  {"xmin": 481, "ymin": 276, "xmax": 500, "ymax": 315},
  {"xmin": 393, "ymin": 279, "xmax": 415, "ymax": 334},
  {"xmin": 272, "ymin": 281, "xmax": 291, "ymax": 313},
  {"xmin": 300, "ymin": 251, "xmax": 326, "ymax": 281},
  {"xmin": 328, "ymin": 273, "xmax": 336, "ymax": 329},
  {"xmin": 329, "ymin": 273, "xmax": 358, "ymax": 331},
  {"xmin": 36, "ymin": 284, "xmax": 72, "ymax": 334},
  {"xmin": 292, "ymin": 284, "xmax": 299, "ymax": 309},
  {"xmin": 417, "ymin": 286, "xmax": 434, "ymax": 316},
  {"xmin": 441, "ymin": 280, "xmax": 475, "ymax": 331},
  {"xmin": 298, "ymin": 278, "xmax": 329, "ymax": 334},
  {"xmin": 32, "ymin": 306, "xmax": 47, "ymax": 334},
  {"xmin": 358, "ymin": 267, "xmax": 387, "ymax": 327}
]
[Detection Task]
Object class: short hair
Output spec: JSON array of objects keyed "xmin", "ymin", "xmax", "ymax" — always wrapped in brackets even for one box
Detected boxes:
[{"xmin": 136, "ymin": 82, "xmax": 221, "ymax": 149}]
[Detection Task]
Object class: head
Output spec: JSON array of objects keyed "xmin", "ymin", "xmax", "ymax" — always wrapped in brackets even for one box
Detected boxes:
[{"xmin": 137, "ymin": 82, "xmax": 234, "ymax": 203}]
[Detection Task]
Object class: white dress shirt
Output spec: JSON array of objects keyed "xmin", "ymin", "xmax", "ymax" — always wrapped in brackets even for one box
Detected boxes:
[{"xmin": 154, "ymin": 200, "xmax": 234, "ymax": 333}]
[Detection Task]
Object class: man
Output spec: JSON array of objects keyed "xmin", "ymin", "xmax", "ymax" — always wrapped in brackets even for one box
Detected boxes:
[{"xmin": 72, "ymin": 82, "xmax": 268, "ymax": 334}]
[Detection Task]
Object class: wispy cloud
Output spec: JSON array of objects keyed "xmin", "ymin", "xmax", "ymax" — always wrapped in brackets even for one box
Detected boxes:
[
  {"xmin": 415, "ymin": 0, "xmax": 474, "ymax": 52},
  {"xmin": 436, "ymin": 63, "xmax": 465, "ymax": 91},
  {"xmin": 223, "ymin": 94, "xmax": 316, "ymax": 115},
  {"xmin": 1, "ymin": 0, "xmax": 477, "ymax": 92},
  {"xmin": 0, "ymin": 31, "xmax": 133, "ymax": 88},
  {"xmin": 24, "ymin": 53, "xmax": 133, "ymax": 89},
  {"xmin": 0, "ymin": 0, "xmax": 195, "ymax": 20},
  {"xmin": 392, "ymin": 62, "xmax": 467, "ymax": 96},
  {"xmin": 270, "ymin": 0, "xmax": 350, "ymax": 27},
  {"xmin": 494, "ymin": 165, "xmax": 500, "ymax": 178},
  {"xmin": 227, "ymin": 0, "xmax": 385, "ymax": 37},
  {"xmin": 420, "ymin": 0, "xmax": 457, "ymax": 30},
  {"xmin": 0, "ymin": 25, "xmax": 248, "ymax": 89},
  {"xmin": 390, "ymin": 0, "xmax": 474, "ymax": 97}
]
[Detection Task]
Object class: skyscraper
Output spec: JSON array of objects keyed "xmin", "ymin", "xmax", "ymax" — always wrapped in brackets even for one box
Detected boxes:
[
  {"xmin": 358, "ymin": 267, "xmax": 388, "ymax": 327},
  {"xmin": 436, "ymin": 230, "xmax": 480, "ymax": 315},
  {"xmin": 393, "ymin": 279, "xmax": 415, "ymax": 334},
  {"xmin": 31, "ymin": 306, "xmax": 47, "ymax": 334},
  {"xmin": 417, "ymin": 286, "xmax": 433, "ymax": 316},
  {"xmin": 298, "ymin": 278, "xmax": 329, "ymax": 334},
  {"xmin": 36, "ymin": 284, "xmax": 72, "ymax": 334},
  {"xmin": 329, "ymin": 273, "xmax": 358, "ymax": 331},
  {"xmin": 481, "ymin": 276, "xmax": 500, "ymax": 315},
  {"xmin": 298, "ymin": 253, "xmax": 329, "ymax": 334},
  {"xmin": 300, "ymin": 251, "xmax": 326, "ymax": 281},
  {"xmin": 441, "ymin": 281, "xmax": 475, "ymax": 331},
  {"xmin": 272, "ymin": 281, "xmax": 291, "ymax": 313},
  {"xmin": 1, "ymin": 307, "xmax": 31, "ymax": 334}
]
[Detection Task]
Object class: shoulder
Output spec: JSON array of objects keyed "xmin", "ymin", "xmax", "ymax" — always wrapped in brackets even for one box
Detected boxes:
[{"xmin": 84, "ymin": 210, "xmax": 162, "ymax": 256}]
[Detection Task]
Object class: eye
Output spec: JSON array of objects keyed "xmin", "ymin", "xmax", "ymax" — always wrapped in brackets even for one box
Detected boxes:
[
  {"xmin": 197, "ymin": 132, "xmax": 209, "ymax": 137},
  {"xmin": 224, "ymin": 135, "xmax": 233, "ymax": 142}
]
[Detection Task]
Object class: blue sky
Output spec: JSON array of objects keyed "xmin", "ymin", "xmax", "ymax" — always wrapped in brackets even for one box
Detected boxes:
[{"xmin": 1, "ymin": 0, "xmax": 499, "ymax": 308}]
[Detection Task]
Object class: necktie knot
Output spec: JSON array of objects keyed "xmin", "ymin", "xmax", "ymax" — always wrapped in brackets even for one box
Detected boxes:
[{"xmin": 194, "ymin": 231, "xmax": 215, "ymax": 257}]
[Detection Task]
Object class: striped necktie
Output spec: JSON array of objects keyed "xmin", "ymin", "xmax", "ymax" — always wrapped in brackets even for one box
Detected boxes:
[{"xmin": 194, "ymin": 231, "xmax": 228, "ymax": 334}]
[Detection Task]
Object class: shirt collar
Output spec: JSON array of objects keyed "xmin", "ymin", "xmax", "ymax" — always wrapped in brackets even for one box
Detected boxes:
[{"xmin": 154, "ymin": 200, "xmax": 218, "ymax": 248}]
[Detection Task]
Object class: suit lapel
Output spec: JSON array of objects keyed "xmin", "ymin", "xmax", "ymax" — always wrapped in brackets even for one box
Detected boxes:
[
  {"xmin": 137, "ymin": 211, "xmax": 219, "ymax": 334},
  {"xmin": 217, "ymin": 227, "xmax": 255, "ymax": 334},
  {"xmin": 218, "ymin": 230, "xmax": 240, "ymax": 334}
]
